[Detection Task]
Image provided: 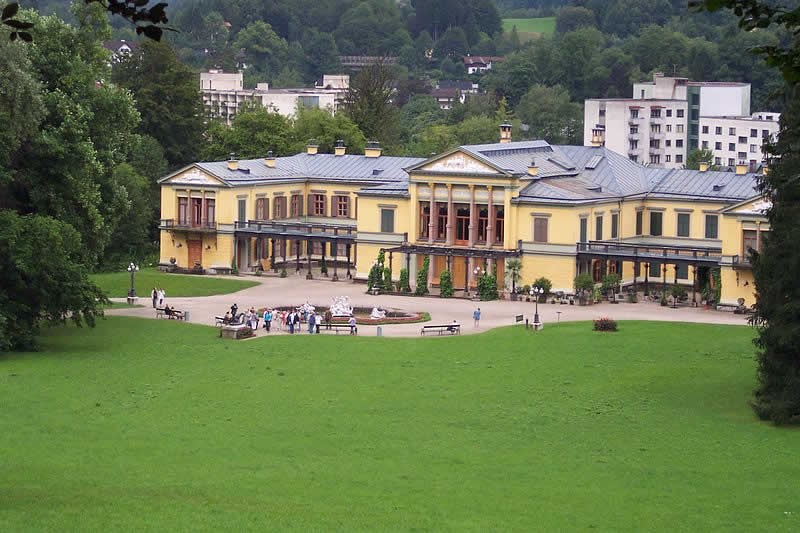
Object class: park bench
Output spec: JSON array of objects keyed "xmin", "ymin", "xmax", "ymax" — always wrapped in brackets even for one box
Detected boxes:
[
  {"xmin": 420, "ymin": 323, "xmax": 461, "ymax": 336},
  {"xmin": 156, "ymin": 307, "xmax": 185, "ymax": 320},
  {"xmin": 319, "ymin": 323, "xmax": 358, "ymax": 335},
  {"xmin": 215, "ymin": 313, "xmax": 244, "ymax": 326}
]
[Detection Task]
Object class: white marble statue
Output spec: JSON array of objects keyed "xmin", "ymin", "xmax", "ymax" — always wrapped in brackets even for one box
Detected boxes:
[
  {"xmin": 299, "ymin": 302, "xmax": 315, "ymax": 315},
  {"xmin": 370, "ymin": 307, "xmax": 386, "ymax": 320},
  {"xmin": 330, "ymin": 296, "xmax": 353, "ymax": 317}
]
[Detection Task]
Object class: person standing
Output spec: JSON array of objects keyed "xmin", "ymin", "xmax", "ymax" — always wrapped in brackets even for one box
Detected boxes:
[
  {"xmin": 315, "ymin": 312, "xmax": 322, "ymax": 334},
  {"xmin": 348, "ymin": 316, "xmax": 357, "ymax": 336},
  {"xmin": 151, "ymin": 287, "xmax": 158, "ymax": 308},
  {"xmin": 158, "ymin": 288, "xmax": 165, "ymax": 307},
  {"xmin": 308, "ymin": 312, "xmax": 316, "ymax": 334},
  {"xmin": 288, "ymin": 312, "xmax": 295, "ymax": 334},
  {"xmin": 473, "ymin": 307, "xmax": 481, "ymax": 328},
  {"xmin": 294, "ymin": 312, "xmax": 301, "ymax": 333},
  {"xmin": 263, "ymin": 309, "xmax": 272, "ymax": 332},
  {"xmin": 324, "ymin": 309, "xmax": 333, "ymax": 330}
]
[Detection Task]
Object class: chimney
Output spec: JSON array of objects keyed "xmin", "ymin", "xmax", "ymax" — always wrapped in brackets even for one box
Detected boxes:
[
  {"xmin": 699, "ymin": 162, "xmax": 709, "ymax": 172},
  {"xmin": 334, "ymin": 139, "xmax": 346, "ymax": 156},
  {"xmin": 264, "ymin": 150, "xmax": 276, "ymax": 168},
  {"xmin": 735, "ymin": 162, "xmax": 748, "ymax": 175},
  {"xmin": 365, "ymin": 140, "xmax": 382, "ymax": 158},
  {"xmin": 591, "ymin": 126, "xmax": 605, "ymax": 147},
  {"xmin": 227, "ymin": 153, "xmax": 238, "ymax": 170},
  {"xmin": 499, "ymin": 122, "xmax": 512, "ymax": 143},
  {"xmin": 306, "ymin": 141, "xmax": 318, "ymax": 155},
  {"xmin": 527, "ymin": 159, "xmax": 538, "ymax": 177}
]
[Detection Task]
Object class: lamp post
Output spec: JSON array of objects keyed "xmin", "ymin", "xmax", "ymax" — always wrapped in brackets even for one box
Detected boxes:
[
  {"xmin": 531, "ymin": 286, "xmax": 543, "ymax": 325},
  {"xmin": 127, "ymin": 262, "xmax": 139, "ymax": 302}
]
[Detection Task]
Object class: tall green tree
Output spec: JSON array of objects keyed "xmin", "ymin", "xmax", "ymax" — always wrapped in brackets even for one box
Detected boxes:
[
  {"xmin": 112, "ymin": 39, "xmax": 206, "ymax": 169},
  {"xmin": 0, "ymin": 209, "xmax": 107, "ymax": 351},
  {"xmin": 5, "ymin": 5, "xmax": 145, "ymax": 267},
  {"xmin": 233, "ymin": 20, "xmax": 289, "ymax": 80},
  {"xmin": 203, "ymin": 102, "xmax": 294, "ymax": 160},
  {"xmin": 516, "ymin": 84, "xmax": 583, "ymax": 144},
  {"xmin": 291, "ymin": 106, "xmax": 366, "ymax": 154},
  {"xmin": 684, "ymin": 148, "xmax": 718, "ymax": 170},
  {"xmin": 693, "ymin": 0, "xmax": 800, "ymax": 424},
  {"xmin": 342, "ymin": 63, "xmax": 399, "ymax": 147}
]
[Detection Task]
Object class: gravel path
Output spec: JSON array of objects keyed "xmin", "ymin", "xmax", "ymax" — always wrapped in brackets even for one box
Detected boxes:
[{"xmin": 108, "ymin": 272, "xmax": 749, "ymax": 336}]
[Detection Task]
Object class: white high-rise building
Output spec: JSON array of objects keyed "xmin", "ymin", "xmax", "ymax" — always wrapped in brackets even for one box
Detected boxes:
[
  {"xmin": 585, "ymin": 73, "xmax": 753, "ymax": 169},
  {"xmin": 699, "ymin": 112, "xmax": 780, "ymax": 171},
  {"xmin": 200, "ymin": 71, "xmax": 349, "ymax": 124}
]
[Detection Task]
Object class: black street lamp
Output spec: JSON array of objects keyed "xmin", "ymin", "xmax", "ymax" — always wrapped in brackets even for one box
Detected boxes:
[
  {"xmin": 531, "ymin": 286, "xmax": 543, "ymax": 325},
  {"xmin": 127, "ymin": 262, "xmax": 139, "ymax": 300}
]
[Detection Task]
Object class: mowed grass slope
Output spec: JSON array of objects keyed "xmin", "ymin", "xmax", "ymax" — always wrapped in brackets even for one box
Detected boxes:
[
  {"xmin": 90, "ymin": 267, "xmax": 259, "ymax": 298},
  {"xmin": 502, "ymin": 17, "xmax": 556, "ymax": 41},
  {"xmin": 2, "ymin": 318, "xmax": 798, "ymax": 531}
]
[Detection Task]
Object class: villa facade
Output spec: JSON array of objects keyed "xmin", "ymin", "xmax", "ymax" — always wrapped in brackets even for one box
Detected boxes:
[{"xmin": 158, "ymin": 128, "xmax": 768, "ymax": 308}]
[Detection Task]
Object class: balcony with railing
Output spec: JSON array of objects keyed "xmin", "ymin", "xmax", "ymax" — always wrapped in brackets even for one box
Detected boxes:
[
  {"xmin": 160, "ymin": 219, "xmax": 218, "ymax": 233},
  {"xmin": 577, "ymin": 240, "xmax": 722, "ymax": 266}
]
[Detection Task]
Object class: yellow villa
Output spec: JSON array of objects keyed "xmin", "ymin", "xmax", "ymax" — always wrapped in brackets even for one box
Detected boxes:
[{"xmin": 158, "ymin": 127, "xmax": 767, "ymax": 308}]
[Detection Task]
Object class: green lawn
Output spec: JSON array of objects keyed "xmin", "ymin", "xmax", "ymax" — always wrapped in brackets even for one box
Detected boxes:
[
  {"xmin": 503, "ymin": 17, "xmax": 556, "ymax": 41},
  {"xmin": 90, "ymin": 267, "xmax": 259, "ymax": 298},
  {"xmin": 2, "ymin": 318, "xmax": 798, "ymax": 531}
]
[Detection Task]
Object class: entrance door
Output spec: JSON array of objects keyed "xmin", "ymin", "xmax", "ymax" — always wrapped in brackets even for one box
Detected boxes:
[
  {"xmin": 495, "ymin": 258, "xmax": 505, "ymax": 290},
  {"xmin": 452, "ymin": 256, "xmax": 467, "ymax": 289},
  {"xmin": 188, "ymin": 239, "xmax": 202, "ymax": 268}
]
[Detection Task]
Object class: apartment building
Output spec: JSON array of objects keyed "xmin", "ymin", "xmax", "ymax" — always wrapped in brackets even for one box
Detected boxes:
[
  {"xmin": 699, "ymin": 112, "xmax": 780, "ymax": 171},
  {"xmin": 200, "ymin": 71, "xmax": 348, "ymax": 124},
  {"xmin": 584, "ymin": 98, "xmax": 689, "ymax": 168},
  {"xmin": 585, "ymin": 73, "xmax": 752, "ymax": 168}
]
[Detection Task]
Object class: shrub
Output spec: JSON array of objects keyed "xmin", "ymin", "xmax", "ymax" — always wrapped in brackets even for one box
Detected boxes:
[
  {"xmin": 627, "ymin": 290, "xmax": 638, "ymax": 303},
  {"xmin": 669, "ymin": 284, "xmax": 688, "ymax": 301},
  {"xmin": 254, "ymin": 270, "xmax": 262, "ymax": 277},
  {"xmin": 532, "ymin": 277, "xmax": 552, "ymax": 302},
  {"xmin": 601, "ymin": 273, "xmax": 621, "ymax": 296},
  {"xmin": 593, "ymin": 317, "xmax": 618, "ymax": 332},
  {"xmin": 280, "ymin": 268, "xmax": 287, "ymax": 278},
  {"xmin": 231, "ymin": 257, "xmax": 238, "ymax": 275},
  {"xmin": 383, "ymin": 267, "xmax": 392, "ymax": 291},
  {"xmin": 522, "ymin": 284, "xmax": 531, "ymax": 295},
  {"xmin": 415, "ymin": 256, "xmax": 430, "ymax": 295},
  {"xmin": 320, "ymin": 257, "xmax": 328, "ymax": 275},
  {"xmin": 439, "ymin": 270, "xmax": 454, "ymax": 297},
  {"xmin": 574, "ymin": 273, "xmax": 594, "ymax": 293},
  {"xmin": 398, "ymin": 268, "xmax": 411, "ymax": 293},
  {"xmin": 478, "ymin": 273, "xmax": 499, "ymax": 301}
]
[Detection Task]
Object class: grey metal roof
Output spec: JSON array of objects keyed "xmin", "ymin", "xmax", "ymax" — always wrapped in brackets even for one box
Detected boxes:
[{"xmin": 176, "ymin": 141, "xmax": 761, "ymax": 204}]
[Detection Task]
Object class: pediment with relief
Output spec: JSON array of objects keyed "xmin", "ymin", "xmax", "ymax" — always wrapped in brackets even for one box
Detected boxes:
[
  {"xmin": 166, "ymin": 167, "xmax": 225, "ymax": 186},
  {"xmin": 418, "ymin": 152, "xmax": 499, "ymax": 175},
  {"xmin": 725, "ymin": 197, "xmax": 771, "ymax": 216}
]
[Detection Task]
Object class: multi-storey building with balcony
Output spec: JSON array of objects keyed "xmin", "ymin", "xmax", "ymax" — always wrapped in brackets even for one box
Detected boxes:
[
  {"xmin": 200, "ymin": 71, "xmax": 348, "ymax": 124},
  {"xmin": 159, "ymin": 125, "xmax": 768, "ymax": 309},
  {"xmin": 699, "ymin": 112, "xmax": 780, "ymax": 171},
  {"xmin": 585, "ymin": 73, "xmax": 753, "ymax": 168}
]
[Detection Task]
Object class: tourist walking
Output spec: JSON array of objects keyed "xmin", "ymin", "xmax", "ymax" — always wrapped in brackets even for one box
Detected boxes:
[
  {"xmin": 315, "ymin": 311, "xmax": 322, "ymax": 334},
  {"xmin": 288, "ymin": 312, "xmax": 295, "ymax": 334},
  {"xmin": 473, "ymin": 307, "xmax": 481, "ymax": 328},
  {"xmin": 263, "ymin": 308, "xmax": 272, "ymax": 332},
  {"xmin": 158, "ymin": 288, "xmax": 165, "ymax": 307},
  {"xmin": 294, "ymin": 312, "xmax": 301, "ymax": 333},
  {"xmin": 307, "ymin": 312, "xmax": 316, "ymax": 334},
  {"xmin": 348, "ymin": 316, "xmax": 357, "ymax": 336},
  {"xmin": 280, "ymin": 310, "xmax": 286, "ymax": 331},
  {"xmin": 151, "ymin": 287, "xmax": 158, "ymax": 308}
]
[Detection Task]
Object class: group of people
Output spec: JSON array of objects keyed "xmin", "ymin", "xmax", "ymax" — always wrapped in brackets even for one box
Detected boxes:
[
  {"xmin": 150, "ymin": 287, "xmax": 166, "ymax": 308},
  {"xmin": 221, "ymin": 305, "xmax": 357, "ymax": 335}
]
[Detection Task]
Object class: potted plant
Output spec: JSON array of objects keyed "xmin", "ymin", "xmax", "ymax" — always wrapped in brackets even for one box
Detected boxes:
[
  {"xmin": 505, "ymin": 259, "xmax": 522, "ymax": 301},
  {"xmin": 669, "ymin": 284, "xmax": 688, "ymax": 308},
  {"xmin": 574, "ymin": 273, "xmax": 594, "ymax": 306},
  {"xmin": 601, "ymin": 273, "xmax": 621, "ymax": 303}
]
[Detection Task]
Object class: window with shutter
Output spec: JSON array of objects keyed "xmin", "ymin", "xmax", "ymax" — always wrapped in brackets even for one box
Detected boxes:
[
  {"xmin": 677, "ymin": 213, "xmax": 690, "ymax": 237},
  {"xmin": 705, "ymin": 215, "xmax": 718, "ymax": 239},
  {"xmin": 649, "ymin": 212, "xmax": 662, "ymax": 236},
  {"xmin": 381, "ymin": 209, "xmax": 394, "ymax": 233},
  {"xmin": 256, "ymin": 198, "xmax": 265, "ymax": 220},
  {"xmin": 331, "ymin": 195, "xmax": 337, "ymax": 217},
  {"xmin": 533, "ymin": 217, "xmax": 548, "ymax": 243},
  {"xmin": 636, "ymin": 211, "xmax": 643, "ymax": 235},
  {"xmin": 611, "ymin": 213, "xmax": 618, "ymax": 239},
  {"xmin": 595, "ymin": 216, "xmax": 603, "ymax": 240}
]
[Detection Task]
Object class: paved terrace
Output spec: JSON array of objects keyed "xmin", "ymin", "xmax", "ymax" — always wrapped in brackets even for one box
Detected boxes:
[{"xmin": 108, "ymin": 272, "xmax": 749, "ymax": 336}]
